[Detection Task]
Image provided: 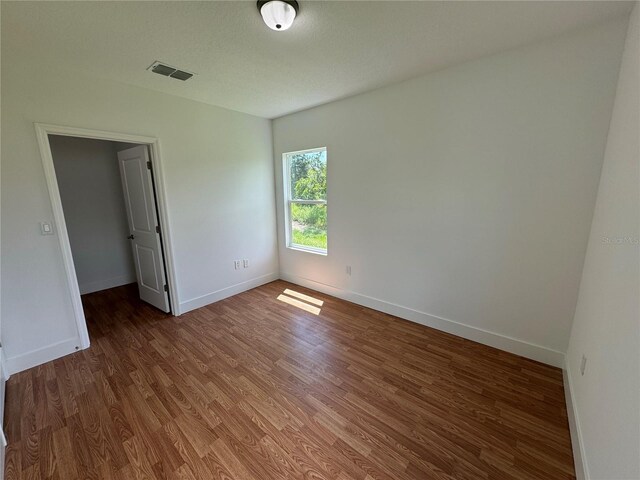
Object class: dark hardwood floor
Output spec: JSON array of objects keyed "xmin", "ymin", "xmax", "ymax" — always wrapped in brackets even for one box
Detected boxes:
[{"xmin": 4, "ymin": 280, "xmax": 575, "ymax": 479}]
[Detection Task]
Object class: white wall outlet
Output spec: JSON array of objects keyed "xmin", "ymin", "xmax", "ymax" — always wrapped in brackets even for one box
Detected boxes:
[
  {"xmin": 40, "ymin": 222, "xmax": 54, "ymax": 235},
  {"xmin": 346, "ymin": 265, "xmax": 352, "ymax": 276},
  {"xmin": 580, "ymin": 355, "xmax": 587, "ymax": 376},
  {"xmin": 234, "ymin": 260, "xmax": 241, "ymax": 270},
  {"xmin": 243, "ymin": 259, "xmax": 249, "ymax": 268}
]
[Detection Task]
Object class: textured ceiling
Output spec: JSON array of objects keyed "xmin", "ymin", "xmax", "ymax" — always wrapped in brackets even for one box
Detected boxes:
[{"xmin": 1, "ymin": 1, "xmax": 634, "ymax": 118}]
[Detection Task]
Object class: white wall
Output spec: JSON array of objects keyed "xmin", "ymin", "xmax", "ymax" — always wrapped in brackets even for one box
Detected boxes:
[
  {"xmin": 1, "ymin": 51, "xmax": 278, "ymax": 373},
  {"xmin": 49, "ymin": 135, "xmax": 136, "ymax": 294},
  {"xmin": 565, "ymin": 5, "xmax": 639, "ymax": 479},
  {"xmin": 273, "ymin": 19, "xmax": 629, "ymax": 366}
]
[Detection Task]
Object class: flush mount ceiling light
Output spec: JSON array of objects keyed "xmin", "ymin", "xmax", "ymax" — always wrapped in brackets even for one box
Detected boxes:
[{"xmin": 257, "ymin": 0, "xmax": 299, "ymax": 31}]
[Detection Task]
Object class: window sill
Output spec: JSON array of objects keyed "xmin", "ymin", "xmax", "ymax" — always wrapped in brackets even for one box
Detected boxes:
[{"xmin": 287, "ymin": 245, "xmax": 327, "ymax": 256}]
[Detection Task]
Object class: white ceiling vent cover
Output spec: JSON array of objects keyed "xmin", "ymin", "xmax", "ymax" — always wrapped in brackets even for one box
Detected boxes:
[{"xmin": 147, "ymin": 61, "xmax": 195, "ymax": 81}]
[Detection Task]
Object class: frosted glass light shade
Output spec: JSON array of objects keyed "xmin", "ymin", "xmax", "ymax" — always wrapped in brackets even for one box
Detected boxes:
[{"xmin": 259, "ymin": 0, "xmax": 298, "ymax": 31}]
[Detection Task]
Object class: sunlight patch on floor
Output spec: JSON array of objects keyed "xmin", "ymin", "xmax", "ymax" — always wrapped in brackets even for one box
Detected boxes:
[
  {"xmin": 277, "ymin": 289, "xmax": 323, "ymax": 315},
  {"xmin": 283, "ymin": 288, "xmax": 324, "ymax": 306}
]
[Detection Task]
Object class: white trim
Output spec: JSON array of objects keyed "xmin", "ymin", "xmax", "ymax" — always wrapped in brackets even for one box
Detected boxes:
[
  {"xmin": 286, "ymin": 245, "xmax": 328, "ymax": 256},
  {"xmin": 283, "ymin": 146, "xmax": 328, "ymax": 156},
  {"xmin": 34, "ymin": 124, "xmax": 181, "ymax": 340},
  {"xmin": 79, "ymin": 273, "xmax": 137, "ymax": 295},
  {"xmin": 179, "ymin": 273, "xmax": 279, "ymax": 314},
  {"xmin": 283, "ymin": 152, "xmax": 293, "ymax": 248},
  {"xmin": 146, "ymin": 139, "xmax": 181, "ymax": 314},
  {"xmin": 563, "ymin": 363, "xmax": 588, "ymax": 480},
  {"xmin": 35, "ymin": 125, "xmax": 90, "ymax": 350},
  {"xmin": 280, "ymin": 272, "xmax": 566, "ymax": 367},
  {"xmin": 289, "ymin": 200, "xmax": 326, "ymax": 205},
  {"xmin": 5, "ymin": 338, "xmax": 81, "ymax": 376},
  {"xmin": 0, "ymin": 347, "xmax": 8, "ymax": 384}
]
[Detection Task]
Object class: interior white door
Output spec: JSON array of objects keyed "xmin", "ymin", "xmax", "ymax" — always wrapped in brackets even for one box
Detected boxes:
[{"xmin": 117, "ymin": 145, "xmax": 170, "ymax": 312}]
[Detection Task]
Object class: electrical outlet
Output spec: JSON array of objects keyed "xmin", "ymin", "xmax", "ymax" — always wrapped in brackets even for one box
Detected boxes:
[
  {"xmin": 40, "ymin": 222, "xmax": 54, "ymax": 235},
  {"xmin": 243, "ymin": 259, "xmax": 249, "ymax": 268},
  {"xmin": 346, "ymin": 265, "xmax": 352, "ymax": 276},
  {"xmin": 580, "ymin": 355, "xmax": 587, "ymax": 376},
  {"xmin": 234, "ymin": 260, "xmax": 241, "ymax": 270}
]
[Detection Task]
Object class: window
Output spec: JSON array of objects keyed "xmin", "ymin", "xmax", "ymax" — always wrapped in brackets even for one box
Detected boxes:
[{"xmin": 283, "ymin": 147, "xmax": 327, "ymax": 254}]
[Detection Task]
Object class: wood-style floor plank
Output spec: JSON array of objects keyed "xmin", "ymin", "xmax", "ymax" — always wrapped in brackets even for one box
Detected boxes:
[{"xmin": 4, "ymin": 281, "xmax": 575, "ymax": 479}]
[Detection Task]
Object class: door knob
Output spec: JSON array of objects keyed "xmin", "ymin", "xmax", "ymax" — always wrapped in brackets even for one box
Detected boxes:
[{"xmin": 127, "ymin": 234, "xmax": 135, "ymax": 240}]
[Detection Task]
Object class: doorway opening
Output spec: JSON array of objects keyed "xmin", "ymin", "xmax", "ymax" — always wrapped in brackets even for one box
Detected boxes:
[{"xmin": 35, "ymin": 124, "xmax": 179, "ymax": 351}]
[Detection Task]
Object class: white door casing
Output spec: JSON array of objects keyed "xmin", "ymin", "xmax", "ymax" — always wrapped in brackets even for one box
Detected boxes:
[
  {"xmin": 31, "ymin": 123, "xmax": 180, "ymax": 372},
  {"xmin": 118, "ymin": 145, "xmax": 170, "ymax": 312}
]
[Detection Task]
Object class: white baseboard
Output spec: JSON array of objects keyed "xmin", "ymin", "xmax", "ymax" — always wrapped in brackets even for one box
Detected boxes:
[
  {"xmin": 179, "ymin": 273, "xmax": 280, "ymax": 314},
  {"xmin": 563, "ymin": 364, "xmax": 588, "ymax": 480},
  {"xmin": 79, "ymin": 273, "xmax": 137, "ymax": 295},
  {"xmin": 280, "ymin": 273, "xmax": 565, "ymax": 368},
  {"xmin": 5, "ymin": 337, "xmax": 83, "ymax": 375}
]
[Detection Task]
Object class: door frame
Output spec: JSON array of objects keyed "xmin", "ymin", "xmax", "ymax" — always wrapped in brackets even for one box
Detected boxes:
[{"xmin": 34, "ymin": 123, "xmax": 180, "ymax": 350}]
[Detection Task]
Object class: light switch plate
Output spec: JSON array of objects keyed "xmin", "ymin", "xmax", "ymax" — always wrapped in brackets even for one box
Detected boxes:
[
  {"xmin": 580, "ymin": 355, "xmax": 587, "ymax": 376},
  {"xmin": 40, "ymin": 222, "xmax": 54, "ymax": 235}
]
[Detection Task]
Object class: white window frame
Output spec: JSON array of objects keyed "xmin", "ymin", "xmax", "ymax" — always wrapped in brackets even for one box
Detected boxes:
[{"xmin": 283, "ymin": 147, "xmax": 327, "ymax": 255}]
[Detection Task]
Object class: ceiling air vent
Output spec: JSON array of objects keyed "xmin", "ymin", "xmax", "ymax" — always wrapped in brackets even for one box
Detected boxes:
[{"xmin": 147, "ymin": 61, "xmax": 195, "ymax": 81}]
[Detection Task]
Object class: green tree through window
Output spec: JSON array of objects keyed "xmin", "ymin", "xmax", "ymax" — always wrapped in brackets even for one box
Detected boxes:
[{"xmin": 285, "ymin": 149, "xmax": 327, "ymax": 252}]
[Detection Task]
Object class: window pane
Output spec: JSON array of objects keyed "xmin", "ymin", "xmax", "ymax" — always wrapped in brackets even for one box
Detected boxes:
[
  {"xmin": 290, "ymin": 203, "xmax": 327, "ymax": 250},
  {"xmin": 288, "ymin": 150, "xmax": 327, "ymax": 201}
]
